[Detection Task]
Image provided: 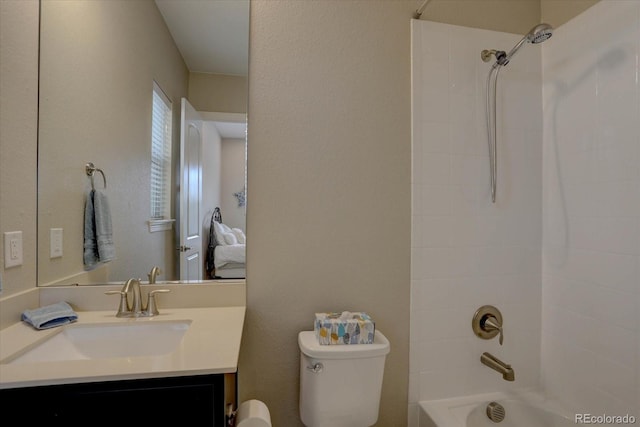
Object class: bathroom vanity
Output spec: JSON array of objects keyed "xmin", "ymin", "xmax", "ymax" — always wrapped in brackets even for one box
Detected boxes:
[
  {"xmin": 0, "ymin": 283, "xmax": 245, "ymax": 424},
  {"xmin": 1, "ymin": 373, "xmax": 234, "ymax": 423}
]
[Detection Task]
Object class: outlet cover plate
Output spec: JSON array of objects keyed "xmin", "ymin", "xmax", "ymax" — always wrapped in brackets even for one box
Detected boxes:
[{"xmin": 4, "ymin": 231, "xmax": 23, "ymax": 268}]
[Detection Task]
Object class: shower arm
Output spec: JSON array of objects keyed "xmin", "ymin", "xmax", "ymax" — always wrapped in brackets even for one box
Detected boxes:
[
  {"xmin": 413, "ymin": 0, "xmax": 434, "ymax": 19},
  {"xmin": 481, "ymin": 49, "xmax": 506, "ymax": 64}
]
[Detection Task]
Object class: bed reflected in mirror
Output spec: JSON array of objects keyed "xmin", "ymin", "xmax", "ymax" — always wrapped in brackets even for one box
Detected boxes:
[{"xmin": 205, "ymin": 207, "xmax": 246, "ymax": 280}]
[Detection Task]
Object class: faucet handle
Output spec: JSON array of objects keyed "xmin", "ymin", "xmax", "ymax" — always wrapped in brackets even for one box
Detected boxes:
[
  {"xmin": 105, "ymin": 290, "xmax": 130, "ymax": 317},
  {"xmin": 484, "ymin": 316, "xmax": 504, "ymax": 345},
  {"xmin": 472, "ymin": 305, "xmax": 504, "ymax": 345},
  {"xmin": 145, "ymin": 289, "xmax": 171, "ymax": 316}
]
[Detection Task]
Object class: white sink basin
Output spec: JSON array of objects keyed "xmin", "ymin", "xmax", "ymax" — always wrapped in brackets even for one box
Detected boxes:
[{"xmin": 4, "ymin": 320, "xmax": 191, "ymax": 364}]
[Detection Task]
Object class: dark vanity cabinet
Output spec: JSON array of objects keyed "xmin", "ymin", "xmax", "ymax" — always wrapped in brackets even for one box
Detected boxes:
[{"xmin": 0, "ymin": 373, "xmax": 237, "ymax": 425}]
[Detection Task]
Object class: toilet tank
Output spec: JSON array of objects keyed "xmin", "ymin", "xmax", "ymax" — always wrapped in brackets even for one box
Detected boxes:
[{"xmin": 298, "ymin": 330, "xmax": 390, "ymax": 427}]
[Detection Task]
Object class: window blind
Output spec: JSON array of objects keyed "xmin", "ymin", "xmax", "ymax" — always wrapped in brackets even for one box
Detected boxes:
[{"xmin": 150, "ymin": 81, "xmax": 172, "ymax": 219}]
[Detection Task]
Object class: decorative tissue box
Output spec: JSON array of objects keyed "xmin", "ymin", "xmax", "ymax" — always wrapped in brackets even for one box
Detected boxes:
[{"xmin": 314, "ymin": 311, "xmax": 375, "ymax": 345}]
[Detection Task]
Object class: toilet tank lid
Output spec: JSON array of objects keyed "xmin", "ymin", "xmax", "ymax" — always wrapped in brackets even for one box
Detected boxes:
[{"xmin": 298, "ymin": 330, "xmax": 390, "ymax": 359}]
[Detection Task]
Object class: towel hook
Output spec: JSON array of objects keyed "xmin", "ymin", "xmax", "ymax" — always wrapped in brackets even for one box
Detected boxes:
[{"xmin": 85, "ymin": 162, "xmax": 107, "ymax": 190}]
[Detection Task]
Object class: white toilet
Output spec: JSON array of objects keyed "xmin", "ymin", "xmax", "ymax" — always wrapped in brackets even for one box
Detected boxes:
[{"xmin": 298, "ymin": 330, "xmax": 390, "ymax": 427}]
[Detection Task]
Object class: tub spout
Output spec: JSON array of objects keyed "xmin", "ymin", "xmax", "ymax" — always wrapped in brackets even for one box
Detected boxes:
[{"xmin": 481, "ymin": 352, "xmax": 515, "ymax": 381}]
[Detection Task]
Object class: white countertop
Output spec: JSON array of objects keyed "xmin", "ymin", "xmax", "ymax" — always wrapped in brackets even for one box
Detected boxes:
[{"xmin": 0, "ymin": 306, "xmax": 245, "ymax": 389}]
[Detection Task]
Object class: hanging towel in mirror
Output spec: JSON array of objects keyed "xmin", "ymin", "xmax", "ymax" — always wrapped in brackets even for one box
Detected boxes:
[
  {"xmin": 83, "ymin": 189, "xmax": 115, "ymax": 268},
  {"xmin": 83, "ymin": 189, "xmax": 98, "ymax": 267},
  {"xmin": 93, "ymin": 189, "xmax": 115, "ymax": 262}
]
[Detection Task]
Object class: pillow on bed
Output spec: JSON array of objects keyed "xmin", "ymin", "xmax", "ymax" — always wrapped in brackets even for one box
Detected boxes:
[
  {"xmin": 213, "ymin": 222, "xmax": 241, "ymax": 246},
  {"xmin": 222, "ymin": 232, "xmax": 238, "ymax": 245},
  {"xmin": 231, "ymin": 228, "xmax": 246, "ymax": 244},
  {"xmin": 213, "ymin": 222, "xmax": 229, "ymax": 246}
]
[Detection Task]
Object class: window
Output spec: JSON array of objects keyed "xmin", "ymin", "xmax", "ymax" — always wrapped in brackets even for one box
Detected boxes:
[{"xmin": 149, "ymin": 81, "xmax": 174, "ymax": 232}]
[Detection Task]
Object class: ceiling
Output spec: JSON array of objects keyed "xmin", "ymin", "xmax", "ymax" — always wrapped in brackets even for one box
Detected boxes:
[
  {"xmin": 154, "ymin": 0, "xmax": 249, "ymax": 76},
  {"xmin": 155, "ymin": 0, "xmax": 249, "ymax": 138}
]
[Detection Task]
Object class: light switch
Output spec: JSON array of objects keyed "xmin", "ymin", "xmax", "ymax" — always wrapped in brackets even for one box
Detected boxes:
[
  {"xmin": 50, "ymin": 228, "xmax": 63, "ymax": 258},
  {"xmin": 4, "ymin": 231, "xmax": 23, "ymax": 268}
]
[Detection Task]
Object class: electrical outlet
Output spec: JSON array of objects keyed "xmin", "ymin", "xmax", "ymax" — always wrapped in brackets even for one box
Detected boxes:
[
  {"xmin": 50, "ymin": 228, "xmax": 63, "ymax": 258},
  {"xmin": 4, "ymin": 231, "xmax": 23, "ymax": 268}
]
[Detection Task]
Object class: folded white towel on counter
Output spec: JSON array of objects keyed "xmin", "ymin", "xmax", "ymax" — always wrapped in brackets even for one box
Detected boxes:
[{"xmin": 21, "ymin": 301, "xmax": 78, "ymax": 330}]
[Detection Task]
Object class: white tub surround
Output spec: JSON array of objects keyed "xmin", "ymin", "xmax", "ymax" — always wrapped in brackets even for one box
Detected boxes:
[
  {"xmin": 410, "ymin": 19, "xmax": 543, "ymax": 413},
  {"xmin": 411, "ymin": 1, "xmax": 640, "ymax": 424},
  {"xmin": 541, "ymin": 0, "xmax": 640, "ymax": 417},
  {"xmin": 0, "ymin": 281, "xmax": 246, "ymax": 389}
]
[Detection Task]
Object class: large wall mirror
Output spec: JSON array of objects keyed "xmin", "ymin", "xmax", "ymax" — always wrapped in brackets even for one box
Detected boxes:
[{"xmin": 37, "ymin": 0, "xmax": 249, "ymax": 286}]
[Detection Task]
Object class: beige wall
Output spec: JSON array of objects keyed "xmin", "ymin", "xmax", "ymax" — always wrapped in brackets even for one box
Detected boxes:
[
  {"xmin": 37, "ymin": 0, "xmax": 188, "ymax": 285},
  {"xmin": 201, "ymin": 121, "xmax": 223, "ymax": 265},
  {"xmin": 241, "ymin": 0, "xmax": 599, "ymax": 425},
  {"xmin": 541, "ymin": 0, "xmax": 600, "ymax": 28},
  {"xmin": 188, "ymin": 72, "xmax": 248, "ymax": 113},
  {"xmin": 220, "ymin": 138, "xmax": 246, "ymax": 231},
  {"xmin": 416, "ymin": 0, "xmax": 541, "ymax": 33},
  {"xmin": 415, "ymin": 0, "xmax": 601, "ymax": 35},
  {"xmin": 243, "ymin": 1, "xmax": 415, "ymax": 425},
  {"xmin": 0, "ymin": 0, "xmax": 601, "ymax": 425},
  {"xmin": 0, "ymin": 0, "xmax": 39, "ymax": 296}
]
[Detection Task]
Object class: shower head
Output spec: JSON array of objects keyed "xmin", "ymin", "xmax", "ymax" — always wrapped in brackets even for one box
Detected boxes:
[
  {"xmin": 526, "ymin": 23, "xmax": 553, "ymax": 44},
  {"xmin": 498, "ymin": 22, "xmax": 554, "ymax": 66}
]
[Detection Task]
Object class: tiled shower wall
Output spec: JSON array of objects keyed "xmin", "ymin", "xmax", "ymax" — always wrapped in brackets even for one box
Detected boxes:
[
  {"xmin": 410, "ymin": 20, "xmax": 543, "ymax": 420},
  {"xmin": 411, "ymin": 1, "xmax": 640, "ymax": 422},
  {"xmin": 541, "ymin": 0, "xmax": 640, "ymax": 417}
]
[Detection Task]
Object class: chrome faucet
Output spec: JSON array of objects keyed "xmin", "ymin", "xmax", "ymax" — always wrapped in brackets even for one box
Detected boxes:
[
  {"xmin": 148, "ymin": 266, "xmax": 162, "ymax": 284},
  {"xmin": 123, "ymin": 278, "xmax": 143, "ymax": 315},
  {"xmin": 481, "ymin": 352, "xmax": 515, "ymax": 381},
  {"xmin": 105, "ymin": 278, "xmax": 170, "ymax": 317}
]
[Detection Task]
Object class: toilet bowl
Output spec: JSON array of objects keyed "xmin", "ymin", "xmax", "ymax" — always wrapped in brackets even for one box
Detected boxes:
[{"xmin": 298, "ymin": 330, "xmax": 390, "ymax": 427}]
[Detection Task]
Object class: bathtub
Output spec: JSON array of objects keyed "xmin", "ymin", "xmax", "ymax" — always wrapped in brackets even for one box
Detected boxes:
[{"xmin": 419, "ymin": 390, "xmax": 574, "ymax": 427}]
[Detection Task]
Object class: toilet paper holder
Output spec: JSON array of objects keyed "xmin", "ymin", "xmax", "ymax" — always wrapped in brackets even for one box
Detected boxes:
[
  {"xmin": 226, "ymin": 403, "xmax": 236, "ymax": 427},
  {"xmin": 227, "ymin": 399, "xmax": 272, "ymax": 427}
]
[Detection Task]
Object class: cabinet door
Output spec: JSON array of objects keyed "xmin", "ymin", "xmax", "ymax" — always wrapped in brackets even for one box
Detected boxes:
[{"xmin": 1, "ymin": 374, "xmax": 226, "ymax": 425}]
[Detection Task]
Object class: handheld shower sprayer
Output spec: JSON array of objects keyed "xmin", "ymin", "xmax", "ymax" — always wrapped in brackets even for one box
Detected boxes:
[
  {"xmin": 482, "ymin": 23, "xmax": 553, "ymax": 202},
  {"xmin": 502, "ymin": 22, "xmax": 553, "ymax": 65},
  {"xmin": 482, "ymin": 23, "xmax": 553, "ymax": 67}
]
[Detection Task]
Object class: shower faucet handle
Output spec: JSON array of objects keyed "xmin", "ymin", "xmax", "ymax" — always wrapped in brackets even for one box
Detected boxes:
[
  {"xmin": 472, "ymin": 305, "xmax": 504, "ymax": 345},
  {"xmin": 484, "ymin": 316, "xmax": 504, "ymax": 345}
]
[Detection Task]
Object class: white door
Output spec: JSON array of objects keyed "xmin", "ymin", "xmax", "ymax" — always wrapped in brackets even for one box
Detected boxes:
[{"xmin": 179, "ymin": 98, "xmax": 203, "ymax": 281}]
